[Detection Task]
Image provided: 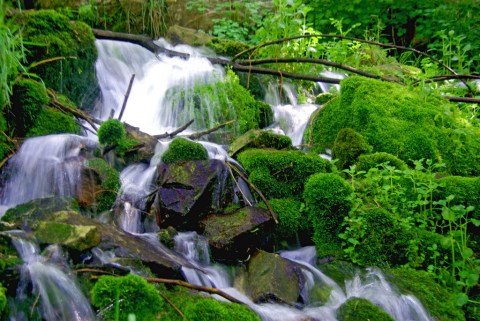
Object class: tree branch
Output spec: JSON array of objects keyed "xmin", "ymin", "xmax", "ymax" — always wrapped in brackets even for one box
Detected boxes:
[
  {"xmin": 186, "ymin": 120, "xmax": 236, "ymax": 140},
  {"xmin": 154, "ymin": 119, "xmax": 194, "ymax": 139},
  {"xmin": 118, "ymin": 74, "xmax": 135, "ymax": 121}
]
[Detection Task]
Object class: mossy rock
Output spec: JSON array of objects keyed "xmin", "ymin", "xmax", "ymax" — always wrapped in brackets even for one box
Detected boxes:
[
  {"xmin": 332, "ymin": 128, "xmax": 372, "ymax": 169},
  {"xmin": 162, "ymin": 138, "xmax": 208, "ymax": 164},
  {"xmin": 337, "ymin": 297, "xmax": 395, "ymax": 321},
  {"xmin": 307, "ymin": 76, "xmax": 480, "ymax": 175},
  {"xmin": 207, "ymin": 37, "xmax": 251, "ymax": 58},
  {"xmin": 97, "ymin": 119, "xmax": 126, "ymax": 146},
  {"xmin": 315, "ymin": 92, "xmax": 336, "ymax": 105},
  {"xmin": 15, "ymin": 10, "xmax": 98, "ymax": 108},
  {"xmin": 387, "ymin": 268, "xmax": 465, "ymax": 321},
  {"xmin": 237, "ymin": 149, "xmax": 332, "ymax": 200},
  {"xmin": 85, "ymin": 158, "xmax": 120, "ymax": 213},
  {"xmin": 229, "ymin": 130, "xmax": 293, "ymax": 156},
  {"xmin": 355, "ymin": 152, "xmax": 408, "ymax": 172},
  {"xmin": 35, "ymin": 220, "xmax": 100, "ymax": 251},
  {"xmin": 27, "ymin": 107, "xmax": 80, "ymax": 137}
]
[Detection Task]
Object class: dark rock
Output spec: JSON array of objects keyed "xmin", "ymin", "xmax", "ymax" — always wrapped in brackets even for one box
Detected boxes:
[
  {"xmin": 154, "ymin": 160, "xmax": 231, "ymax": 230},
  {"xmin": 199, "ymin": 206, "xmax": 274, "ymax": 263}
]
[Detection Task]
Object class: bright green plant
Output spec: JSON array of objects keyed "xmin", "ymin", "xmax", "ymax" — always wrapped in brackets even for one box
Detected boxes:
[
  {"xmin": 161, "ymin": 137, "xmax": 208, "ymax": 164},
  {"xmin": 337, "ymin": 297, "xmax": 395, "ymax": 321},
  {"xmin": 27, "ymin": 107, "xmax": 80, "ymax": 137},
  {"xmin": 97, "ymin": 119, "xmax": 126, "ymax": 146},
  {"xmin": 85, "ymin": 158, "xmax": 120, "ymax": 213},
  {"xmin": 332, "ymin": 128, "xmax": 372, "ymax": 170}
]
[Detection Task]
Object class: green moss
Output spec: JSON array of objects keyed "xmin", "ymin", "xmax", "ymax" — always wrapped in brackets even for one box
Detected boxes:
[
  {"xmin": 332, "ymin": 128, "xmax": 372, "ymax": 169},
  {"xmin": 337, "ymin": 297, "xmax": 395, "ymax": 321},
  {"xmin": 229, "ymin": 130, "xmax": 292, "ymax": 156},
  {"xmin": 307, "ymin": 76, "xmax": 480, "ymax": 175},
  {"xmin": 264, "ymin": 198, "xmax": 307, "ymax": 241},
  {"xmin": 207, "ymin": 38, "xmax": 250, "ymax": 57},
  {"xmin": 91, "ymin": 274, "xmax": 164, "ymax": 321},
  {"xmin": 9, "ymin": 78, "xmax": 49, "ymax": 137},
  {"xmin": 303, "ymin": 173, "xmax": 353, "ymax": 256},
  {"xmin": 388, "ymin": 268, "xmax": 465, "ymax": 321},
  {"xmin": 35, "ymin": 221, "xmax": 100, "ymax": 251},
  {"xmin": 355, "ymin": 152, "xmax": 408, "ymax": 172},
  {"xmin": 27, "ymin": 107, "xmax": 80, "ymax": 137},
  {"xmin": 315, "ymin": 92, "xmax": 336, "ymax": 105},
  {"xmin": 85, "ymin": 158, "xmax": 120, "ymax": 212},
  {"xmin": 0, "ymin": 283, "xmax": 6, "ymax": 316},
  {"xmin": 97, "ymin": 119, "xmax": 126, "ymax": 146},
  {"xmin": 162, "ymin": 137, "xmax": 208, "ymax": 164},
  {"xmin": 237, "ymin": 149, "xmax": 333, "ymax": 200},
  {"xmin": 16, "ymin": 10, "xmax": 97, "ymax": 108}
]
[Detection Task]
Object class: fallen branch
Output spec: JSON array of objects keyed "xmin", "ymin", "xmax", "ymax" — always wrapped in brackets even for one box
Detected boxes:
[
  {"xmin": 412, "ymin": 74, "xmax": 480, "ymax": 85},
  {"xmin": 187, "ymin": 120, "xmax": 236, "ymax": 140},
  {"xmin": 444, "ymin": 96, "xmax": 480, "ymax": 104},
  {"xmin": 160, "ymin": 292, "xmax": 190, "ymax": 321},
  {"xmin": 118, "ymin": 74, "xmax": 135, "ymax": 121},
  {"xmin": 154, "ymin": 119, "xmax": 194, "ymax": 139},
  {"xmin": 226, "ymin": 162, "xmax": 279, "ymax": 224}
]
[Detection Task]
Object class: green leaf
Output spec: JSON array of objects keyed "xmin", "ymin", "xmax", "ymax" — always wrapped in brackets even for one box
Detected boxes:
[
  {"xmin": 453, "ymin": 293, "xmax": 469, "ymax": 307},
  {"xmin": 472, "ymin": 219, "xmax": 480, "ymax": 227}
]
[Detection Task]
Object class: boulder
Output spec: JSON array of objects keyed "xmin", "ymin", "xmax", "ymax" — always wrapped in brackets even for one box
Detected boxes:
[
  {"xmin": 35, "ymin": 220, "xmax": 100, "ymax": 251},
  {"xmin": 228, "ymin": 129, "xmax": 293, "ymax": 157},
  {"xmin": 200, "ymin": 206, "xmax": 274, "ymax": 263},
  {"xmin": 245, "ymin": 250, "xmax": 304, "ymax": 305},
  {"xmin": 154, "ymin": 160, "xmax": 231, "ymax": 230}
]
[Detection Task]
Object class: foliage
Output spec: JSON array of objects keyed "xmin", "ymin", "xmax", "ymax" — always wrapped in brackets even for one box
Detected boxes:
[
  {"xmin": 332, "ymin": 128, "xmax": 372, "ymax": 170},
  {"xmin": 237, "ymin": 148, "xmax": 332, "ymax": 200},
  {"xmin": 161, "ymin": 137, "xmax": 208, "ymax": 164},
  {"xmin": 207, "ymin": 38, "xmax": 250, "ymax": 57},
  {"xmin": 91, "ymin": 274, "xmax": 164, "ymax": 321},
  {"xmin": 97, "ymin": 119, "xmax": 126, "ymax": 146},
  {"xmin": 27, "ymin": 107, "xmax": 80, "ymax": 137},
  {"xmin": 0, "ymin": 283, "xmax": 5, "ymax": 316},
  {"xmin": 85, "ymin": 158, "xmax": 120, "ymax": 213},
  {"xmin": 355, "ymin": 152, "xmax": 407, "ymax": 173},
  {"xmin": 307, "ymin": 76, "xmax": 480, "ymax": 176},
  {"xmin": 263, "ymin": 198, "xmax": 307, "ymax": 243},
  {"xmin": 303, "ymin": 173, "xmax": 353, "ymax": 256},
  {"xmin": 14, "ymin": 9, "xmax": 97, "ymax": 108},
  {"xmin": 337, "ymin": 297, "xmax": 395, "ymax": 321}
]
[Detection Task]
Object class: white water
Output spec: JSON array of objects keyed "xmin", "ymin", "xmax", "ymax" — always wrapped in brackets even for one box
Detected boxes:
[
  {"xmin": 9, "ymin": 232, "xmax": 95, "ymax": 321},
  {"xmin": 0, "ymin": 134, "xmax": 97, "ymax": 217}
]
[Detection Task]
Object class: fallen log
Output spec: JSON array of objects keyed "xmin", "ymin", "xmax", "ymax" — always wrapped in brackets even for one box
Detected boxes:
[{"xmin": 186, "ymin": 119, "xmax": 236, "ymax": 140}]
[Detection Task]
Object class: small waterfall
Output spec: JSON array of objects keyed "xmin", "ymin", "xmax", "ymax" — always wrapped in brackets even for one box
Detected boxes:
[
  {"xmin": 8, "ymin": 232, "xmax": 95, "ymax": 321},
  {"xmin": 0, "ymin": 134, "xmax": 97, "ymax": 217}
]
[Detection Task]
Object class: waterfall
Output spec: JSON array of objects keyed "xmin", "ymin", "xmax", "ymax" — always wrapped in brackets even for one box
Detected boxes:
[
  {"xmin": 8, "ymin": 231, "xmax": 95, "ymax": 321},
  {"xmin": 0, "ymin": 134, "xmax": 97, "ymax": 217}
]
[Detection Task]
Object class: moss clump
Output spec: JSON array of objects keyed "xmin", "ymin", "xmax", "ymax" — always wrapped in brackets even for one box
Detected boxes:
[
  {"xmin": 315, "ymin": 92, "xmax": 336, "ymax": 105},
  {"xmin": 207, "ymin": 38, "xmax": 251, "ymax": 57},
  {"xmin": 332, "ymin": 128, "xmax": 372, "ymax": 169},
  {"xmin": 229, "ymin": 130, "xmax": 292, "ymax": 156},
  {"xmin": 27, "ymin": 107, "xmax": 80, "ymax": 137},
  {"xmin": 9, "ymin": 78, "xmax": 49, "ymax": 137},
  {"xmin": 85, "ymin": 158, "xmax": 120, "ymax": 212},
  {"xmin": 355, "ymin": 152, "xmax": 408, "ymax": 172},
  {"xmin": 91, "ymin": 274, "xmax": 164, "ymax": 321},
  {"xmin": 337, "ymin": 297, "xmax": 395, "ymax": 321},
  {"xmin": 161, "ymin": 138, "xmax": 208, "ymax": 164},
  {"xmin": 0, "ymin": 283, "xmax": 6, "ymax": 316},
  {"xmin": 15, "ymin": 10, "xmax": 97, "ymax": 108},
  {"xmin": 307, "ymin": 76, "xmax": 480, "ymax": 175},
  {"xmin": 388, "ymin": 268, "xmax": 465, "ymax": 321},
  {"xmin": 264, "ymin": 198, "xmax": 308, "ymax": 242},
  {"xmin": 303, "ymin": 173, "xmax": 353, "ymax": 256},
  {"xmin": 237, "ymin": 149, "xmax": 333, "ymax": 200},
  {"xmin": 97, "ymin": 119, "xmax": 126, "ymax": 146}
]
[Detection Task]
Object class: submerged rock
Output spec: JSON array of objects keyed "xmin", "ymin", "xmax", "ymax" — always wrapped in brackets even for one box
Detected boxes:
[{"xmin": 200, "ymin": 206, "xmax": 274, "ymax": 263}]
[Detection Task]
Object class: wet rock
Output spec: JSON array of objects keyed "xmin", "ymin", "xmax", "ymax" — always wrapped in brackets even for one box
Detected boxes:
[
  {"xmin": 35, "ymin": 220, "xmax": 100, "ymax": 251},
  {"xmin": 154, "ymin": 160, "xmax": 230, "ymax": 230},
  {"xmin": 200, "ymin": 206, "xmax": 274, "ymax": 263},
  {"xmin": 245, "ymin": 250, "xmax": 304, "ymax": 305}
]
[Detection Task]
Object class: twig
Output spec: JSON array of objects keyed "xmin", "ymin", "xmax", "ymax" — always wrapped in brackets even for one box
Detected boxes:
[
  {"xmin": 225, "ymin": 159, "xmax": 253, "ymax": 207},
  {"xmin": 75, "ymin": 268, "xmax": 115, "ymax": 275},
  {"xmin": 444, "ymin": 96, "xmax": 480, "ymax": 104},
  {"xmin": 159, "ymin": 292, "xmax": 190, "ymax": 321},
  {"xmin": 31, "ymin": 293, "xmax": 41, "ymax": 317},
  {"xmin": 187, "ymin": 120, "xmax": 236, "ymax": 140},
  {"xmin": 154, "ymin": 119, "xmax": 194, "ymax": 139},
  {"xmin": 0, "ymin": 152, "xmax": 16, "ymax": 170},
  {"xmin": 118, "ymin": 74, "xmax": 135, "ymax": 121},
  {"xmin": 226, "ymin": 162, "xmax": 278, "ymax": 224}
]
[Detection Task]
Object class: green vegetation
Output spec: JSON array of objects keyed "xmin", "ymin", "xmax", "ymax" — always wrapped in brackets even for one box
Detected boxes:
[
  {"xmin": 27, "ymin": 107, "xmax": 80, "ymax": 137},
  {"xmin": 355, "ymin": 152, "xmax": 407, "ymax": 173},
  {"xmin": 264, "ymin": 198, "xmax": 307, "ymax": 242},
  {"xmin": 332, "ymin": 128, "xmax": 372, "ymax": 170},
  {"xmin": 161, "ymin": 137, "xmax": 209, "ymax": 164},
  {"xmin": 85, "ymin": 158, "xmax": 120, "ymax": 213},
  {"xmin": 0, "ymin": 283, "xmax": 6, "ymax": 316},
  {"xmin": 97, "ymin": 119, "xmax": 126, "ymax": 146},
  {"xmin": 337, "ymin": 297, "xmax": 395, "ymax": 321}
]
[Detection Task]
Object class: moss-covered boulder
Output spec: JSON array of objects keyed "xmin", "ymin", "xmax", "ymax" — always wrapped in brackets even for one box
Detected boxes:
[
  {"xmin": 237, "ymin": 149, "xmax": 332, "ymax": 200},
  {"xmin": 161, "ymin": 137, "xmax": 208, "ymax": 164},
  {"xmin": 337, "ymin": 297, "xmax": 395, "ymax": 321},
  {"xmin": 355, "ymin": 152, "xmax": 408, "ymax": 172},
  {"xmin": 307, "ymin": 76, "xmax": 480, "ymax": 175},
  {"xmin": 332, "ymin": 128, "xmax": 372, "ymax": 169},
  {"xmin": 35, "ymin": 220, "xmax": 100, "ymax": 251},
  {"xmin": 228, "ymin": 130, "xmax": 292, "ymax": 157},
  {"xmin": 154, "ymin": 160, "xmax": 230, "ymax": 230},
  {"xmin": 245, "ymin": 250, "xmax": 304, "ymax": 305},
  {"xmin": 27, "ymin": 107, "xmax": 81, "ymax": 137},
  {"xmin": 15, "ymin": 10, "xmax": 98, "ymax": 108},
  {"xmin": 200, "ymin": 206, "xmax": 274, "ymax": 263},
  {"xmin": 84, "ymin": 158, "xmax": 121, "ymax": 213}
]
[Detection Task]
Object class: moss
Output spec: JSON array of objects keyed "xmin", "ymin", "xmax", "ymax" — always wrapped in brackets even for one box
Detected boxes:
[
  {"xmin": 207, "ymin": 38, "xmax": 251, "ymax": 57},
  {"xmin": 0, "ymin": 283, "xmax": 6, "ymax": 316},
  {"xmin": 307, "ymin": 76, "xmax": 480, "ymax": 175},
  {"xmin": 263, "ymin": 198, "xmax": 308, "ymax": 242},
  {"xmin": 315, "ymin": 92, "xmax": 336, "ymax": 105},
  {"xmin": 27, "ymin": 107, "xmax": 80, "ymax": 137},
  {"xmin": 15, "ymin": 10, "xmax": 97, "ymax": 108},
  {"xmin": 229, "ymin": 130, "xmax": 292, "ymax": 156},
  {"xmin": 237, "ymin": 149, "xmax": 333, "ymax": 200},
  {"xmin": 91, "ymin": 274, "xmax": 164, "ymax": 321},
  {"xmin": 337, "ymin": 297, "xmax": 395, "ymax": 321},
  {"xmin": 388, "ymin": 268, "xmax": 465, "ymax": 321},
  {"xmin": 85, "ymin": 158, "xmax": 120, "ymax": 213},
  {"xmin": 355, "ymin": 152, "xmax": 408, "ymax": 172},
  {"xmin": 97, "ymin": 119, "xmax": 126, "ymax": 146},
  {"xmin": 162, "ymin": 138, "xmax": 208, "ymax": 164},
  {"xmin": 303, "ymin": 173, "xmax": 353, "ymax": 256},
  {"xmin": 9, "ymin": 78, "xmax": 49, "ymax": 137},
  {"xmin": 332, "ymin": 128, "xmax": 372, "ymax": 169},
  {"xmin": 35, "ymin": 221, "xmax": 100, "ymax": 251}
]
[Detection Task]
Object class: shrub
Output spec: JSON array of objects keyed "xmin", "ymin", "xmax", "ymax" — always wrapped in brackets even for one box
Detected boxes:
[
  {"xmin": 355, "ymin": 152, "xmax": 408, "ymax": 172},
  {"xmin": 161, "ymin": 137, "xmax": 209, "ymax": 164},
  {"xmin": 237, "ymin": 149, "xmax": 332, "ymax": 199},
  {"xmin": 91, "ymin": 274, "xmax": 164, "ymax": 321},
  {"xmin": 303, "ymin": 173, "xmax": 353, "ymax": 256},
  {"xmin": 337, "ymin": 297, "xmax": 395, "ymax": 321},
  {"xmin": 332, "ymin": 128, "xmax": 372, "ymax": 169},
  {"xmin": 85, "ymin": 158, "xmax": 120, "ymax": 212},
  {"xmin": 27, "ymin": 107, "xmax": 80, "ymax": 137},
  {"xmin": 97, "ymin": 119, "xmax": 126, "ymax": 146}
]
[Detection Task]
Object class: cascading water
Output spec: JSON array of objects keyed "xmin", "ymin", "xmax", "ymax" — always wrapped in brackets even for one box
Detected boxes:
[
  {"xmin": 7, "ymin": 231, "xmax": 95, "ymax": 321},
  {"xmin": 0, "ymin": 134, "xmax": 97, "ymax": 217}
]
